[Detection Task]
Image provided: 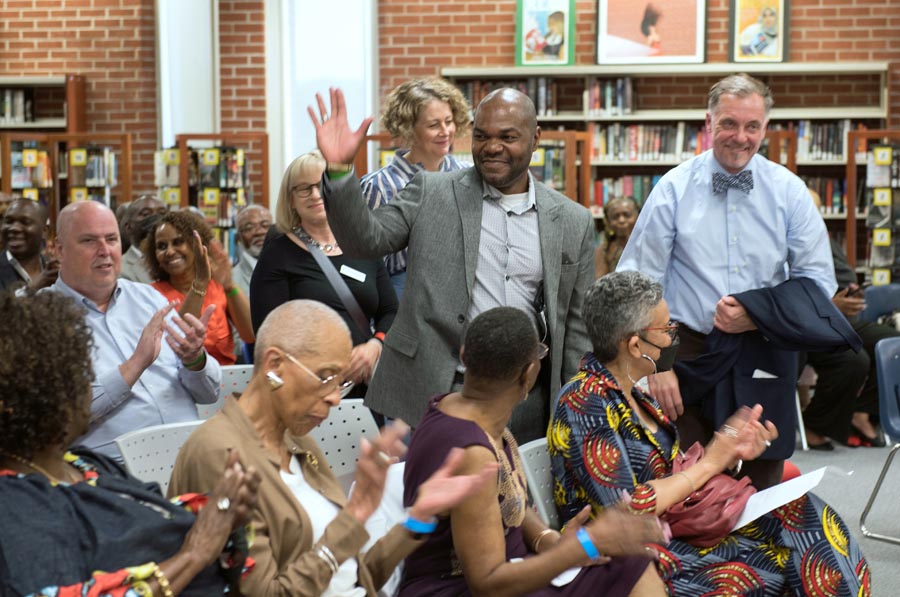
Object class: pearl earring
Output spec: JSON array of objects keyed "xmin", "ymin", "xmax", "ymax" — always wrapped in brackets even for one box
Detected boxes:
[{"xmin": 266, "ymin": 371, "xmax": 284, "ymax": 390}]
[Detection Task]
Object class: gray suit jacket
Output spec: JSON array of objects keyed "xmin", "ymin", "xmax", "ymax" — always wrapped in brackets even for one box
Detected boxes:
[
  {"xmin": 324, "ymin": 167, "xmax": 594, "ymax": 428},
  {"xmin": 119, "ymin": 246, "xmax": 153, "ymax": 284}
]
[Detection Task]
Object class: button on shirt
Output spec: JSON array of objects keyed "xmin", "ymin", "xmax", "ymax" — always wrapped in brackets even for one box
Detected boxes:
[
  {"xmin": 466, "ymin": 173, "xmax": 544, "ymax": 327},
  {"xmin": 50, "ymin": 277, "xmax": 221, "ymax": 460},
  {"xmin": 617, "ymin": 150, "xmax": 836, "ymax": 334}
]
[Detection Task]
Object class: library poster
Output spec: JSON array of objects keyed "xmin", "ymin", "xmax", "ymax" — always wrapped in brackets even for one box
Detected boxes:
[
  {"xmin": 729, "ymin": 0, "xmax": 788, "ymax": 63},
  {"xmin": 597, "ymin": 0, "xmax": 706, "ymax": 64},
  {"xmin": 516, "ymin": 0, "xmax": 575, "ymax": 66}
]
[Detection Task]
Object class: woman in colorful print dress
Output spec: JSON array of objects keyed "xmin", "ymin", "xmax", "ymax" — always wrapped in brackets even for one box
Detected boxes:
[{"xmin": 549, "ymin": 271, "xmax": 870, "ymax": 597}]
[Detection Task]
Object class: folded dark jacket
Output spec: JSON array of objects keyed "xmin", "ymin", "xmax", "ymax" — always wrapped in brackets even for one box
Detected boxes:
[{"xmin": 674, "ymin": 277, "xmax": 861, "ymax": 460}]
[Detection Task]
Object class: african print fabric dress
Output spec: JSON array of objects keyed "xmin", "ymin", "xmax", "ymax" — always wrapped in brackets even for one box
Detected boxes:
[{"xmin": 548, "ymin": 353, "xmax": 871, "ymax": 597}]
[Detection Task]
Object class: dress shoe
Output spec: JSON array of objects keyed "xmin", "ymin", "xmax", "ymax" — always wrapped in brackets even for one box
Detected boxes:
[{"xmin": 808, "ymin": 440, "xmax": 835, "ymax": 451}]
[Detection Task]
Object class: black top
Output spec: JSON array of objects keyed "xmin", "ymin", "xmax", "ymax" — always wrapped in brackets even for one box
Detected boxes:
[
  {"xmin": 0, "ymin": 448, "xmax": 225, "ymax": 596},
  {"xmin": 249, "ymin": 232, "xmax": 398, "ymax": 345}
]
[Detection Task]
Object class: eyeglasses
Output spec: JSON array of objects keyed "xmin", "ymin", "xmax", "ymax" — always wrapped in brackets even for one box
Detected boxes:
[
  {"xmin": 537, "ymin": 342, "xmax": 549, "ymax": 360},
  {"xmin": 283, "ymin": 351, "xmax": 353, "ymax": 395},
  {"xmin": 239, "ymin": 220, "xmax": 271, "ymax": 235},
  {"xmin": 290, "ymin": 183, "xmax": 320, "ymax": 199},
  {"xmin": 640, "ymin": 320, "xmax": 679, "ymax": 341}
]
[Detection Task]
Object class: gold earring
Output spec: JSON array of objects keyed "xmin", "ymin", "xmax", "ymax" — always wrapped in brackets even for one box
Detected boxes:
[{"xmin": 266, "ymin": 371, "xmax": 284, "ymax": 390}]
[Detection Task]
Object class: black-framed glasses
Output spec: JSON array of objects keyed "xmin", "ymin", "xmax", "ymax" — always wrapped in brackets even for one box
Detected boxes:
[
  {"xmin": 290, "ymin": 183, "xmax": 320, "ymax": 199},
  {"xmin": 283, "ymin": 351, "xmax": 353, "ymax": 395},
  {"xmin": 640, "ymin": 320, "xmax": 679, "ymax": 341}
]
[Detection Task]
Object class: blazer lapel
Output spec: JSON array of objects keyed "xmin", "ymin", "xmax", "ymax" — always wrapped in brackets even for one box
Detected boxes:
[
  {"xmin": 536, "ymin": 188, "xmax": 563, "ymax": 340},
  {"xmin": 456, "ymin": 170, "xmax": 485, "ymax": 296}
]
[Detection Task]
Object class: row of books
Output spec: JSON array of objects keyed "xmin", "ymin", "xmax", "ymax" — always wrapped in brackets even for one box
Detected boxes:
[
  {"xmin": 589, "ymin": 122, "xmax": 712, "ymax": 163},
  {"xmin": 584, "ymin": 77, "xmax": 634, "ymax": 117},
  {"xmin": 61, "ymin": 147, "xmax": 119, "ymax": 188},
  {"xmin": 528, "ymin": 144, "xmax": 566, "ymax": 191},
  {"xmin": 592, "ymin": 174, "xmax": 663, "ymax": 208},
  {"xmin": 460, "ymin": 78, "xmax": 559, "ymax": 116},
  {"xmin": 9, "ymin": 149, "xmax": 52, "ymax": 189},
  {"xmin": 0, "ymin": 88, "xmax": 33, "ymax": 125},
  {"xmin": 154, "ymin": 147, "xmax": 248, "ymax": 190},
  {"xmin": 801, "ymin": 176, "xmax": 847, "ymax": 214}
]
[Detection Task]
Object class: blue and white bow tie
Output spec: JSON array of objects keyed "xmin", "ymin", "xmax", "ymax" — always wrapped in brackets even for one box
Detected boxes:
[{"xmin": 712, "ymin": 170, "xmax": 754, "ymax": 194}]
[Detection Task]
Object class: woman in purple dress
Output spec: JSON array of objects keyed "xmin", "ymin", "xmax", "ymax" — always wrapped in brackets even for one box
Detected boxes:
[{"xmin": 401, "ymin": 307, "xmax": 669, "ymax": 596}]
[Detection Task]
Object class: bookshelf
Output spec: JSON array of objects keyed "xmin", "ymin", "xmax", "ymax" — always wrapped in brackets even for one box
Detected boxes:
[
  {"xmin": 846, "ymin": 130, "xmax": 900, "ymax": 278},
  {"xmin": 0, "ymin": 132, "xmax": 133, "ymax": 228},
  {"xmin": 443, "ymin": 62, "xmax": 888, "ymax": 213},
  {"xmin": 353, "ymin": 129, "xmax": 592, "ymax": 208},
  {"xmin": 159, "ymin": 133, "xmax": 269, "ymax": 259},
  {"xmin": 0, "ymin": 75, "xmax": 86, "ymax": 132}
]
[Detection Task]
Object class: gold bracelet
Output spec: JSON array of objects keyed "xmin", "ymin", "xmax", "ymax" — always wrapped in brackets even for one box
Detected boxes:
[
  {"xmin": 151, "ymin": 563, "xmax": 175, "ymax": 597},
  {"xmin": 532, "ymin": 528, "xmax": 558, "ymax": 553},
  {"xmin": 676, "ymin": 471, "xmax": 696, "ymax": 493},
  {"xmin": 189, "ymin": 280, "xmax": 207, "ymax": 297}
]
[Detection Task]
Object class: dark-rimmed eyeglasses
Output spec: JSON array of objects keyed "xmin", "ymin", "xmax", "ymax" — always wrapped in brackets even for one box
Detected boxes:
[
  {"xmin": 283, "ymin": 351, "xmax": 353, "ymax": 395},
  {"xmin": 290, "ymin": 183, "xmax": 320, "ymax": 199},
  {"xmin": 640, "ymin": 320, "xmax": 679, "ymax": 341}
]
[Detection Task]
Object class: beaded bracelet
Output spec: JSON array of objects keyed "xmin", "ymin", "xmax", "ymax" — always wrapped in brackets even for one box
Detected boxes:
[
  {"xmin": 576, "ymin": 527, "xmax": 601, "ymax": 560},
  {"xmin": 151, "ymin": 564, "xmax": 175, "ymax": 597}
]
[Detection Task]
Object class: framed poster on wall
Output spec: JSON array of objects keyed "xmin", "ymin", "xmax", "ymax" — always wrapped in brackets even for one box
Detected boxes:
[
  {"xmin": 730, "ymin": 0, "xmax": 789, "ymax": 62},
  {"xmin": 596, "ymin": 0, "xmax": 706, "ymax": 64},
  {"xmin": 516, "ymin": 0, "xmax": 576, "ymax": 66}
]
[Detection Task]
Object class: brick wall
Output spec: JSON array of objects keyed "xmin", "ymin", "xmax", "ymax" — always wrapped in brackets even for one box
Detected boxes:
[
  {"xmin": 218, "ymin": 0, "xmax": 267, "ymax": 206},
  {"xmin": 0, "ymin": 0, "xmax": 268, "ymax": 200},
  {"xmin": 377, "ymin": 0, "xmax": 900, "ymax": 126},
  {"xmin": 0, "ymin": 0, "xmax": 159, "ymax": 190}
]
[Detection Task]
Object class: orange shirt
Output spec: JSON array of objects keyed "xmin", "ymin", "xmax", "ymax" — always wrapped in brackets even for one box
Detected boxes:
[{"xmin": 151, "ymin": 279, "xmax": 236, "ymax": 366}]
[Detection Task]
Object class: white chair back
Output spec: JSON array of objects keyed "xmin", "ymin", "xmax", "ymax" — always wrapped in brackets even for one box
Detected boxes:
[
  {"xmin": 114, "ymin": 420, "xmax": 203, "ymax": 494},
  {"xmin": 309, "ymin": 398, "xmax": 379, "ymax": 493},
  {"xmin": 199, "ymin": 364, "xmax": 254, "ymax": 419},
  {"xmin": 518, "ymin": 437, "xmax": 560, "ymax": 530}
]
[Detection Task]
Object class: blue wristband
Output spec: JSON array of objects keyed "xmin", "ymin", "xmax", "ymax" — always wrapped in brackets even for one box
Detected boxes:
[
  {"xmin": 576, "ymin": 527, "xmax": 601, "ymax": 560},
  {"xmin": 403, "ymin": 513, "xmax": 438, "ymax": 534}
]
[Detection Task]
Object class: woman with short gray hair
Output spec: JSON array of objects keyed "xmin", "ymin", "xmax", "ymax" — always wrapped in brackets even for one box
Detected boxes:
[{"xmin": 549, "ymin": 271, "xmax": 870, "ymax": 595}]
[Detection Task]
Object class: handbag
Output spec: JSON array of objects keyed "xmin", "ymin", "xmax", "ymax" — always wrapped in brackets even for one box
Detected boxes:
[{"xmin": 661, "ymin": 442, "xmax": 757, "ymax": 548}]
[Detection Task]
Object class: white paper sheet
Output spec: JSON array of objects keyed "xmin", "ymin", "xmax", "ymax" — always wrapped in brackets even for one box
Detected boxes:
[{"xmin": 731, "ymin": 467, "xmax": 826, "ymax": 531}]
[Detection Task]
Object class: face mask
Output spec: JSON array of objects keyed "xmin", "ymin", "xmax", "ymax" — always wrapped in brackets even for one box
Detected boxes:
[{"xmin": 640, "ymin": 335, "xmax": 680, "ymax": 373}]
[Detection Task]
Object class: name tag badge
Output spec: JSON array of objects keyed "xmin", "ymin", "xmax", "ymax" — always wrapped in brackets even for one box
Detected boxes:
[{"xmin": 339, "ymin": 264, "xmax": 366, "ymax": 283}]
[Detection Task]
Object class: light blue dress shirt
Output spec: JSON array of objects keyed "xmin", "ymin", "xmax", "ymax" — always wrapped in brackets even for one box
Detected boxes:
[
  {"xmin": 617, "ymin": 150, "xmax": 837, "ymax": 333},
  {"xmin": 51, "ymin": 277, "xmax": 221, "ymax": 459}
]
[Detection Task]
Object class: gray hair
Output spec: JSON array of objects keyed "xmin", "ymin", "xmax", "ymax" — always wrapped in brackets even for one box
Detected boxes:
[
  {"xmin": 708, "ymin": 73, "xmax": 774, "ymax": 116},
  {"xmin": 253, "ymin": 299, "xmax": 350, "ymax": 371},
  {"xmin": 584, "ymin": 271, "xmax": 663, "ymax": 362},
  {"xmin": 236, "ymin": 204, "xmax": 272, "ymax": 229}
]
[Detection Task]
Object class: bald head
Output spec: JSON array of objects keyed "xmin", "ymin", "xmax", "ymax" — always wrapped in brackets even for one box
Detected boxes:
[
  {"xmin": 56, "ymin": 201, "xmax": 122, "ymax": 305},
  {"xmin": 471, "ymin": 87, "xmax": 540, "ymax": 195},
  {"xmin": 254, "ymin": 300, "xmax": 351, "ymax": 370},
  {"xmin": 475, "ymin": 88, "xmax": 537, "ymax": 135}
]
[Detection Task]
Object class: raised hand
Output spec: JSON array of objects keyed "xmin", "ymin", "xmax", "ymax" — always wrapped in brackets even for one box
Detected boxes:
[
  {"xmin": 132, "ymin": 302, "xmax": 177, "ymax": 370},
  {"xmin": 307, "ymin": 88, "xmax": 373, "ymax": 165},
  {"xmin": 208, "ymin": 238, "xmax": 233, "ymax": 288},
  {"xmin": 345, "ymin": 421, "xmax": 410, "ymax": 524},
  {"xmin": 165, "ymin": 304, "xmax": 215, "ymax": 367},
  {"xmin": 409, "ymin": 447, "xmax": 499, "ymax": 521},
  {"xmin": 190, "ymin": 230, "xmax": 211, "ymax": 287}
]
